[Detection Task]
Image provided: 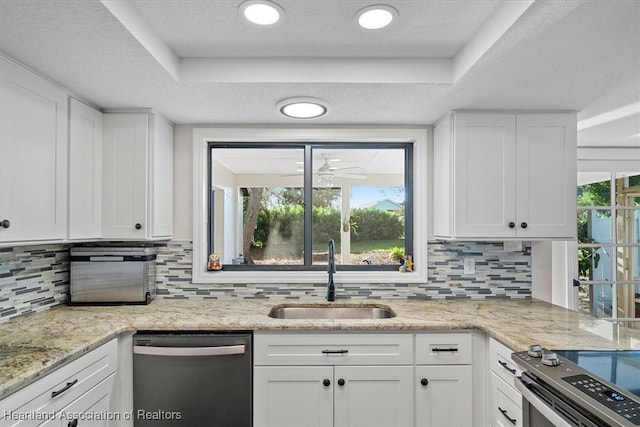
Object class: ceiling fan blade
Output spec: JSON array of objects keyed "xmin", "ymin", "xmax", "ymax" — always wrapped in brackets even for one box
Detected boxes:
[
  {"xmin": 334, "ymin": 173, "xmax": 367, "ymax": 179},
  {"xmin": 332, "ymin": 166, "xmax": 360, "ymax": 172}
]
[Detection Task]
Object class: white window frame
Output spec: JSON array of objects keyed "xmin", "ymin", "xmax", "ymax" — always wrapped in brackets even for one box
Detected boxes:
[{"xmin": 192, "ymin": 127, "xmax": 428, "ymax": 284}]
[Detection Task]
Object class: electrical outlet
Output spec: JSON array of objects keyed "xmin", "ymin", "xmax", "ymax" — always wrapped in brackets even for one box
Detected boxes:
[{"xmin": 463, "ymin": 257, "xmax": 475, "ymax": 275}]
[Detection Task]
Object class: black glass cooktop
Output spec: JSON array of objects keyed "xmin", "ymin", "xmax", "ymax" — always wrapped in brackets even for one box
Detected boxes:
[{"xmin": 555, "ymin": 350, "xmax": 640, "ymax": 398}]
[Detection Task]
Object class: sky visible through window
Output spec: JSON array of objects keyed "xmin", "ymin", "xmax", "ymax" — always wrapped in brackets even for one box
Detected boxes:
[{"xmin": 351, "ymin": 186, "xmax": 404, "ymax": 208}]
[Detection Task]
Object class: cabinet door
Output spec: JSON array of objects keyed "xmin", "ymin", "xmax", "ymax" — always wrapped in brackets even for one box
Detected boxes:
[
  {"xmin": 68, "ymin": 98, "xmax": 102, "ymax": 240},
  {"xmin": 515, "ymin": 114, "xmax": 577, "ymax": 239},
  {"xmin": 334, "ymin": 366, "xmax": 413, "ymax": 427},
  {"xmin": 54, "ymin": 374, "xmax": 116, "ymax": 427},
  {"xmin": 254, "ymin": 366, "xmax": 333, "ymax": 427},
  {"xmin": 150, "ymin": 115, "xmax": 173, "ymax": 238},
  {"xmin": 489, "ymin": 372, "xmax": 522, "ymax": 427},
  {"xmin": 0, "ymin": 59, "xmax": 68, "ymax": 242},
  {"xmin": 453, "ymin": 114, "xmax": 516, "ymax": 238},
  {"xmin": 102, "ymin": 114, "xmax": 148, "ymax": 239},
  {"xmin": 415, "ymin": 365, "xmax": 473, "ymax": 427}
]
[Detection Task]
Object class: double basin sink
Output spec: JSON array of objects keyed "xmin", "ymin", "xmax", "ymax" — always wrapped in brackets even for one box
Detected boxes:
[{"xmin": 268, "ymin": 304, "xmax": 396, "ymax": 320}]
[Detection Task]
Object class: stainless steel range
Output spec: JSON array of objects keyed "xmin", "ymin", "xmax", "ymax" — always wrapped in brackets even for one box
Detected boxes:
[{"xmin": 512, "ymin": 346, "xmax": 640, "ymax": 427}]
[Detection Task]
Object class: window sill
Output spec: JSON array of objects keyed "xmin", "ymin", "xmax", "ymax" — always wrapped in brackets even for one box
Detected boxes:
[{"xmin": 192, "ymin": 269, "xmax": 427, "ymax": 285}]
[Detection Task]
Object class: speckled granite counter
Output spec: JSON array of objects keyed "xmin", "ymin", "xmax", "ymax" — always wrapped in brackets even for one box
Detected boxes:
[{"xmin": 1, "ymin": 298, "xmax": 639, "ymax": 398}]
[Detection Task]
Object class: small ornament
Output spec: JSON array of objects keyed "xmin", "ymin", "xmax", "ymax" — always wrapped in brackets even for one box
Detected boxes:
[
  {"xmin": 399, "ymin": 255, "xmax": 413, "ymax": 272},
  {"xmin": 208, "ymin": 253, "xmax": 222, "ymax": 271}
]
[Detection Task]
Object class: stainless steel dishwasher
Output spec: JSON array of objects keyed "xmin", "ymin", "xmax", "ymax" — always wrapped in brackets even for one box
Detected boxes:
[{"xmin": 133, "ymin": 331, "xmax": 252, "ymax": 426}]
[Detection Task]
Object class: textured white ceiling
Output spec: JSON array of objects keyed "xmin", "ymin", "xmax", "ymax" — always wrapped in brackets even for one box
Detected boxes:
[
  {"xmin": 0, "ymin": 0, "xmax": 637, "ymax": 147},
  {"xmin": 130, "ymin": 0, "xmax": 500, "ymax": 58}
]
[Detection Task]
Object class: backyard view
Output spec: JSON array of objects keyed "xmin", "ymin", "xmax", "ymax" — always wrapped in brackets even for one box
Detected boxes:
[
  {"xmin": 241, "ymin": 186, "xmax": 405, "ymax": 266},
  {"xmin": 577, "ymin": 173, "xmax": 640, "ymax": 322}
]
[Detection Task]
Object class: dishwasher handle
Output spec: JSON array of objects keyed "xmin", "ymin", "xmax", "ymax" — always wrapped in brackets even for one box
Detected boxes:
[{"xmin": 134, "ymin": 344, "xmax": 245, "ymax": 357}]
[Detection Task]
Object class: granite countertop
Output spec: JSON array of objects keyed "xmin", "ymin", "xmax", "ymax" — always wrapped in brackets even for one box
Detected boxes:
[{"xmin": 1, "ymin": 298, "xmax": 640, "ymax": 398}]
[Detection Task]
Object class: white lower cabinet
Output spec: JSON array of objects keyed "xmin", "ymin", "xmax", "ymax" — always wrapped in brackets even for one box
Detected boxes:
[
  {"xmin": 334, "ymin": 366, "xmax": 413, "ymax": 427},
  {"xmin": 253, "ymin": 332, "xmax": 414, "ymax": 427},
  {"xmin": 254, "ymin": 366, "xmax": 333, "ymax": 427},
  {"xmin": 487, "ymin": 338, "xmax": 522, "ymax": 427},
  {"xmin": 254, "ymin": 331, "xmax": 478, "ymax": 427},
  {"xmin": 254, "ymin": 365, "xmax": 413, "ymax": 427},
  {"xmin": 415, "ymin": 366, "xmax": 472, "ymax": 427},
  {"xmin": 415, "ymin": 333, "xmax": 474, "ymax": 427},
  {"xmin": 489, "ymin": 372, "xmax": 522, "ymax": 427},
  {"xmin": 0, "ymin": 340, "xmax": 118, "ymax": 427}
]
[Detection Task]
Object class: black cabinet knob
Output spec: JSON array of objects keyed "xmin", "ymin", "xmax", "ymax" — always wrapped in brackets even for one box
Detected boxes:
[
  {"xmin": 337, "ymin": 379, "xmax": 345, "ymax": 386},
  {"xmin": 0, "ymin": 219, "xmax": 10, "ymax": 229},
  {"xmin": 135, "ymin": 223, "xmax": 142, "ymax": 230},
  {"xmin": 420, "ymin": 378, "xmax": 429, "ymax": 386},
  {"xmin": 323, "ymin": 379, "xmax": 331, "ymax": 387},
  {"xmin": 508, "ymin": 222, "xmax": 515, "ymax": 229},
  {"xmin": 520, "ymin": 222, "xmax": 528, "ymax": 229}
]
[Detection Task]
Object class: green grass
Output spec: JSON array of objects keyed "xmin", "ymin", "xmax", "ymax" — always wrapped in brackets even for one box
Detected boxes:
[{"xmin": 312, "ymin": 239, "xmax": 404, "ymax": 253}]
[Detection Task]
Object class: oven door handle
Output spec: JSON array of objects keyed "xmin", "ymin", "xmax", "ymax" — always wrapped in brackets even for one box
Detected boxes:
[
  {"xmin": 515, "ymin": 377, "xmax": 573, "ymax": 427},
  {"xmin": 133, "ymin": 344, "xmax": 245, "ymax": 357}
]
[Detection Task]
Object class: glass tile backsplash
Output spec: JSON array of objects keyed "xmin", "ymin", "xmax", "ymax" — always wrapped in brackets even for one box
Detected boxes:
[{"xmin": 0, "ymin": 240, "xmax": 531, "ymax": 323}]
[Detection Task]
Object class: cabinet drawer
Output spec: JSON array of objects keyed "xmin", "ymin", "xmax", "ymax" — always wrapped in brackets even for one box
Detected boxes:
[
  {"xmin": 254, "ymin": 332, "xmax": 413, "ymax": 366},
  {"xmin": 415, "ymin": 333, "xmax": 472, "ymax": 365},
  {"xmin": 0, "ymin": 339, "xmax": 117, "ymax": 426},
  {"xmin": 489, "ymin": 338, "xmax": 522, "ymax": 385},
  {"xmin": 489, "ymin": 372, "xmax": 522, "ymax": 427}
]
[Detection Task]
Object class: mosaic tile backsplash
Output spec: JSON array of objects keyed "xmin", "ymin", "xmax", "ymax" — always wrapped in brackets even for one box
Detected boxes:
[{"xmin": 0, "ymin": 240, "xmax": 531, "ymax": 322}]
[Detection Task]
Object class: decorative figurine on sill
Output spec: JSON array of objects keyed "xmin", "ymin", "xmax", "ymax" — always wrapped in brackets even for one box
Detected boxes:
[
  {"xmin": 208, "ymin": 253, "xmax": 222, "ymax": 271},
  {"xmin": 399, "ymin": 255, "xmax": 413, "ymax": 272}
]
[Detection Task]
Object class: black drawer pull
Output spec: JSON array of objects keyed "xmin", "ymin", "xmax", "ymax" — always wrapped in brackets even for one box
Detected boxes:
[
  {"xmin": 322, "ymin": 349, "xmax": 349, "ymax": 354},
  {"xmin": 52, "ymin": 379, "xmax": 78, "ymax": 398},
  {"xmin": 432, "ymin": 347, "xmax": 458, "ymax": 352},
  {"xmin": 499, "ymin": 407, "xmax": 517, "ymax": 425},
  {"xmin": 498, "ymin": 359, "xmax": 516, "ymax": 374}
]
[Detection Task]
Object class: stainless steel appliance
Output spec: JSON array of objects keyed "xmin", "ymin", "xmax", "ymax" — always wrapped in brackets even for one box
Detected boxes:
[
  {"xmin": 512, "ymin": 346, "xmax": 640, "ymax": 427},
  {"xmin": 133, "ymin": 331, "xmax": 252, "ymax": 427},
  {"xmin": 70, "ymin": 247, "xmax": 156, "ymax": 304}
]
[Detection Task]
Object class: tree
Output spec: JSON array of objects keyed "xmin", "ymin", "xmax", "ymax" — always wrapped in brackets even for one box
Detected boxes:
[
  {"xmin": 242, "ymin": 187, "xmax": 264, "ymax": 264},
  {"xmin": 264, "ymin": 187, "xmax": 340, "ymax": 208}
]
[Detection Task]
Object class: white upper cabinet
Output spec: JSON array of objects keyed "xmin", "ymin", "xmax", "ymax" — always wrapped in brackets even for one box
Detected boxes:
[
  {"xmin": 68, "ymin": 98, "xmax": 103, "ymax": 240},
  {"xmin": 102, "ymin": 111, "xmax": 173, "ymax": 240},
  {"xmin": 0, "ymin": 58, "xmax": 68, "ymax": 243},
  {"xmin": 433, "ymin": 111, "xmax": 577, "ymax": 240},
  {"xmin": 150, "ymin": 115, "xmax": 173, "ymax": 238}
]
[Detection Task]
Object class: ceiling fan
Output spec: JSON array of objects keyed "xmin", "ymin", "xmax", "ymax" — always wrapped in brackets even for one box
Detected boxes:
[
  {"xmin": 282, "ymin": 153, "xmax": 367, "ymax": 184},
  {"xmin": 315, "ymin": 154, "xmax": 367, "ymax": 181}
]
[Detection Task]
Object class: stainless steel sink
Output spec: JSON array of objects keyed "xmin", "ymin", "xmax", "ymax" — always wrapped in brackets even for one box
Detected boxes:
[{"xmin": 268, "ymin": 304, "xmax": 396, "ymax": 319}]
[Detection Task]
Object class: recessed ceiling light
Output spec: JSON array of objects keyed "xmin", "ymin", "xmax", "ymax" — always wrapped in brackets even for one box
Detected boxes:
[
  {"xmin": 277, "ymin": 97, "xmax": 329, "ymax": 119},
  {"xmin": 240, "ymin": 1, "xmax": 284, "ymax": 26},
  {"xmin": 355, "ymin": 5, "xmax": 398, "ymax": 30}
]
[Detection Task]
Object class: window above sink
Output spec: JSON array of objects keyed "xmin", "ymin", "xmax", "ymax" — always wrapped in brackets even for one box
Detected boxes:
[{"xmin": 192, "ymin": 127, "xmax": 428, "ymax": 284}]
